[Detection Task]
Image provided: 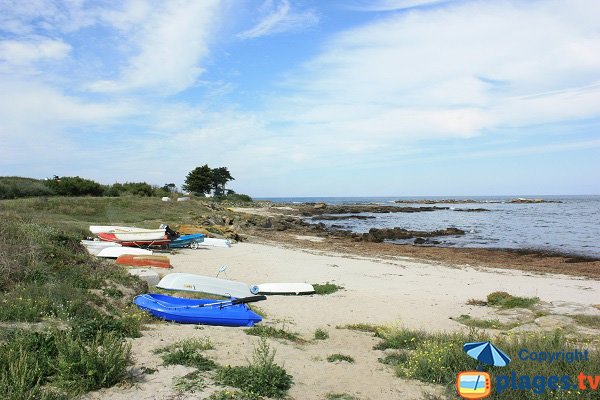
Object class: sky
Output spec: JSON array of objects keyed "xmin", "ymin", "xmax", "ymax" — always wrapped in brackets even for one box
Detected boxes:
[{"xmin": 1, "ymin": 0, "xmax": 599, "ymax": 197}]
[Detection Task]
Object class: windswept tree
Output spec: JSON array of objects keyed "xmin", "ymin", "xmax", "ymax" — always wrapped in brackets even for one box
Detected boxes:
[
  {"xmin": 211, "ymin": 167, "xmax": 234, "ymax": 197},
  {"xmin": 182, "ymin": 165, "xmax": 213, "ymax": 196}
]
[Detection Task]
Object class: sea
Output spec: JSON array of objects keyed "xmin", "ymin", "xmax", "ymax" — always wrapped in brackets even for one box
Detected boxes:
[{"xmin": 256, "ymin": 196, "xmax": 600, "ymax": 258}]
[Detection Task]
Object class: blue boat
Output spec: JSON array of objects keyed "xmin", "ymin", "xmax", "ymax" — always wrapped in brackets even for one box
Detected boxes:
[
  {"xmin": 133, "ymin": 293, "xmax": 264, "ymax": 327},
  {"xmin": 169, "ymin": 233, "xmax": 205, "ymax": 248}
]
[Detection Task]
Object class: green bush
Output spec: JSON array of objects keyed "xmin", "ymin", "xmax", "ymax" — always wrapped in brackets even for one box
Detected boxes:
[
  {"xmin": 245, "ymin": 325, "xmax": 304, "ymax": 343},
  {"xmin": 314, "ymin": 328, "xmax": 329, "ymax": 340},
  {"xmin": 216, "ymin": 338, "xmax": 293, "ymax": 399},
  {"xmin": 326, "ymin": 354, "xmax": 355, "ymax": 363},
  {"xmin": 44, "ymin": 176, "xmax": 104, "ymax": 197},
  {"xmin": 0, "ymin": 176, "xmax": 55, "ymax": 199},
  {"xmin": 53, "ymin": 331, "xmax": 132, "ymax": 394}
]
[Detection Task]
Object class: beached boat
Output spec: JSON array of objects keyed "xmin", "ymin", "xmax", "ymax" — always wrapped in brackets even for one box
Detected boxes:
[
  {"xmin": 81, "ymin": 240, "xmax": 121, "ymax": 255},
  {"xmin": 116, "ymin": 255, "xmax": 171, "ymax": 269},
  {"xmin": 89, "ymin": 225, "xmax": 164, "ymax": 235},
  {"xmin": 251, "ymin": 283, "xmax": 315, "ymax": 295},
  {"xmin": 133, "ymin": 293, "xmax": 264, "ymax": 326},
  {"xmin": 97, "ymin": 232, "xmax": 170, "ymax": 247},
  {"xmin": 157, "ymin": 273, "xmax": 254, "ymax": 298},
  {"xmin": 169, "ymin": 233, "xmax": 205, "ymax": 248},
  {"xmin": 96, "ymin": 247, "xmax": 153, "ymax": 258},
  {"xmin": 195, "ymin": 237, "xmax": 232, "ymax": 248}
]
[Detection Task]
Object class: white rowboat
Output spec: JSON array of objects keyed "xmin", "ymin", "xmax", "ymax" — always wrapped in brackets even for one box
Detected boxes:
[
  {"xmin": 156, "ymin": 273, "xmax": 253, "ymax": 298},
  {"xmin": 96, "ymin": 247, "xmax": 153, "ymax": 258}
]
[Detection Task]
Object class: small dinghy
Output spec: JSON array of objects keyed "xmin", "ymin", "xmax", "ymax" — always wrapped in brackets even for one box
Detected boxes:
[
  {"xmin": 157, "ymin": 273, "xmax": 254, "ymax": 298},
  {"xmin": 133, "ymin": 293, "xmax": 265, "ymax": 326},
  {"xmin": 97, "ymin": 232, "xmax": 170, "ymax": 247},
  {"xmin": 196, "ymin": 237, "xmax": 232, "ymax": 248},
  {"xmin": 169, "ymin": 233, "xmax": 205, "ymax": 249},
  {"xmin": 116, "ymin": 255, "xmax": 171, "ymax": 269},
  {"xmin": 251, "ymin": 283, "xmax": 315, "ymax": 295},
  {"xmin": 81, "ymin": 240, "xmax": 121, "ymax": 256}
]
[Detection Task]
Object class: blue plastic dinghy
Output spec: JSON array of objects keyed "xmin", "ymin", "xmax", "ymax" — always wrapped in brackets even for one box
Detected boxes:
[
  {"xmin": 169, "ymin": 233, "xmax": 205, "ymax": 248},
  {"xmin": 134, "ymin": 293, "xmax": 264, "ymax": 327}
]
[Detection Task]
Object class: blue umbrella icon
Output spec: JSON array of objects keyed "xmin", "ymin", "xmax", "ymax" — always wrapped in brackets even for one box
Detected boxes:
[{"xmin": 464, "ymin": 341, "xmax": 511, "ymax": 367}]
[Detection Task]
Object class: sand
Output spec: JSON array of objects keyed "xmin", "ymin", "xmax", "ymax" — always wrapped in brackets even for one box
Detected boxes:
[{"xmin": 85, "ymin": 241, "xmax": 600, "ymax": 400}]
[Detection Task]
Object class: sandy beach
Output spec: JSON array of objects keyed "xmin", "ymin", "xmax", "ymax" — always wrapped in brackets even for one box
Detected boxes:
[{"xmin": 85, "ymin": 240, "xmax": 600, "ymax": 400}]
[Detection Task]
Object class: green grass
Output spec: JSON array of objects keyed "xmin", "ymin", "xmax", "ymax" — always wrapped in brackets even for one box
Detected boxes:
[
  {"xmin": 244, "ymin": 325, "xmax": 305, "ymax": 343},
  {"xmin": 486, "ymin": 291, "xmax": 539, "ymax": 309},
  {"xmin": 208, "ymin": 389, "xmax": 255, "ymax": 399},
  {"xmin": 375, "ymin": 325, "xmax": 600, "ymax": 399},
  {"xmin": 454, "ymin": 314, "xmax": 519, "ymax": 330},
  {"xmin": 325, "ymin": 393, "xmax": 360, "ymax": 400},
  {"xmin": 336, "ymin": 323, "xmax": 381, "ymax": 334},
  {"xmin": 313, "ymin": 282, "xmax": 344, "ymax": 295},
  {"xmin": 173, "ymin": 371, "xmax": 206, "ymax": 393},
  {"xmin": 326, "ymin": 354, "xmax": 355, "ymax": 363},
  {"xmin": 314, "ymin": 328, "xmax": 329, "ymax": 340},
  {"xmin": 154, "ymin": 337, "xmax": 216, "ymax": 371},
  {"xmin": 572, "ymin": 314, "xmax": 600, "ymax": 329},
  {"xmin": 216, "ymin": 337, "xmax": 293, "ymax": 399}
]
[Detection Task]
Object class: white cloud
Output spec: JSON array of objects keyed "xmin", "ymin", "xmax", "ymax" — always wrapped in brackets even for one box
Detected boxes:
[
  {"xmin": 237, "ymin": 0, "xmax": 318, "ymax": 39},
  {"xmin": 0, "ymin": 38, "xmax": 71, "ymax": 67},
  {"xmin": 348, "ymin": 0, "xmax": 451, "ymax": 12},
  {"xmin": 89, "ymin": 0, "xmax": 220, "ymax": 94},
  {"xmin": 272, "ymin": 0, "xmax": 600, "ymax": 147}
]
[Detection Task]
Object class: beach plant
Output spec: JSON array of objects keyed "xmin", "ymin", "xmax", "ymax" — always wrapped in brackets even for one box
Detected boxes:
[
  {"xmin": 326, "ymin": 354, "xmax": 355, "ymax": 363},
  {"xmin": 313, "ymin": 282, "xmax": 344, "ymax": 295},
  {"xmin": 572, "ymin": 314, "xmax": 600, "ymax": 329},
  {"xmin": 208, "ymin": 389, "xmax": 255, "ymax": 399},
  {"xmin": 325, "ymin": 393, "xmax": 360, "ymax": 400},
  {"xmin": 154, "ymin": 337, "xmax": 216, "ymax": 371},
  {"xmin": 216, "ymin": 337, "xmax": 293, "ymax": 399},
  {"xmin": 336, "ymin": 323, "xmax": 381, "ymax": 334},
  {"xmin": 244, "ymin": 325, "xmax": 305, "ymax": 343},
  {"xmin": 173, "ymin": 370, "xmax": 206, "ymax": 393},
  {"xmin": 314, "ymin": 328, "xmax": 329, "ymax": 340},
  {"xmin": 486, "ymin": 291, "xmax": 539, "ymax": 309},
  {"xmin": 454, "ymin": 314, "xmax": 520, "ymax": 330}
]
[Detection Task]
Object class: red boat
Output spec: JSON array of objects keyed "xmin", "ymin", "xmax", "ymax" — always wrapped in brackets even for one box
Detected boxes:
[{"xmin": 97, "ymin": 232, "xmax": 170, "ymax": 247}]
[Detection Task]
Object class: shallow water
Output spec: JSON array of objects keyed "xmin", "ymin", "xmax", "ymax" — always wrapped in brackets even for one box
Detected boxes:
[{"xmin": 258, "ymin": 196, "xmax": 600, "ymax": 257}]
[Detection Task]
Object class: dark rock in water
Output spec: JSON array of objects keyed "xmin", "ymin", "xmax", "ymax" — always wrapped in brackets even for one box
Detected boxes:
[
  {"xmin": 364, "ymin": 227, "xmax": 465, "ymax": 243},
  {"xmin": 395, "ymin": 199, "xmax": 481, "ymax": 204},
  {"xmin": 313, "ymin": 202, "xmax": 327, "ymax": 209},
  {"xmin": 300, "ymin": 204, "xmax": 448, "ymax": 216},
  {"xmin": 509, "ymin": 198, "xmax": 562, "ymax": 204},
  {"xmin": 454, "ymin": 208, "xmax": 490, "ymax": 212},
  {"xmin": 311, "ymin": 215, "xmax": 376, "ymax": 220},
  {"xmin": 414, "ymin": 237, "xmax": 427, "ymax": 244}
]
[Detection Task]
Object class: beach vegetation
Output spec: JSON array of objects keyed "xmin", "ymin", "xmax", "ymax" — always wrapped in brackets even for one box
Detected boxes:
[
  {"xmin": 325, "ymin": 393, "xmax": 360, "ymax": 400},
  {"xmin": 244, "ymin": 325, "xmax": 305, "ymax": 343},
  {"xmin": 154, "ymin": 337, "xmax": 216, "ymax": 371},
  {"xmin": 314, "ymin": 328, "xmax": 329, "ymax": 340},
  {"xmin": 313, "ymin": 282, "xmax": 344, "ymax": 295},
  {"xmin": 173, "ymin": 370, "xmax": 206, "ymax": 393},
  {"xmin": 454, "ymin": 315, "xmax": 519, "ymax": 330},
  {"xmin": 486, "ymin": 291, "xmax": 539, "ymax": 309},
  {"xmin": 466, "ymin": 298, "xmax": 488, "ymax": 306},
  {"xmin": 378, "ymin": 327, "xmax": 600, "ymax": 399},
  {"xmin": 572, "ymin": 314, "xmax": 600, "ymax": 329},
  {"xmin": 208, "ymin": 389, "xmax": 255, "ymax": 399},
  {"xmin": 327, "ymin": 354, "xmax": 355, "ymax": 363},
  {"xmin": 336, "ymin": 323, "xmax": 381, "ymax": 334},
  {"xmin": 216, "ymin": 337, "xmax": 293, "ymax": 399}
]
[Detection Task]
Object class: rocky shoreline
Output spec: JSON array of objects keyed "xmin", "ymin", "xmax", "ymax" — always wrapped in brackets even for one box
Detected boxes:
[{"xmin": 196, "ymin": 202, "xmax": 600, "ymax": 279}]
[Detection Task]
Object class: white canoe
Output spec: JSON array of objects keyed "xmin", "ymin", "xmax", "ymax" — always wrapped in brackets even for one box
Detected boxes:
[
  {"xmin": 251, "ymin": 283, "xmax": 315, "ymax": 295},
  {"xmin": 96, "ymin": 247, "xmax": 153, "ymax": 258},
  {"xmin": 156, "ymin": 273, "xmax": 253, "ymax": 298},
  {"xmin": 81, "ymin": 240, "xmax": 121, "ymax": 256},
  {"xmin": 195, "ymin": 238, "xmax": 232, "ymax": 248}
]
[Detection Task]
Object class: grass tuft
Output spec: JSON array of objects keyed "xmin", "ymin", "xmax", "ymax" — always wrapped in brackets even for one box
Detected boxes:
[
  {"xmin": 154, "ymin": 337, "xmax": 216, "ymax": 371},
  {"xmin": 245, "ymin": 325, "xmax": 305, "ymax": 343},
  {"xmin": 173, "ymin": 370, "xmax": 205, "ymax": 393},
  {"xmin": 572, "ymin": 314, "xmax": 600, "ymax": 329},
  {"xmin": 486, "ymin": 291, "xmax": 539, "ymax": 309},
  {"xmin": 314, "ymin": 328, "xmax": 329, "ymax": 340},
  {"xmin": 454, "ymin": 315, "xmax": 519, "ymax": 330},
  {"xmin": 326, "ymin": 354, "xmax": 355, "ymax": 363},
  {"xmin": 325, "ymin": 393, "xmax": 360, "ymax": 400},
  {"xmin": 336, "ymin": 323, "xmax": 381, "ymax": 334},
  {"xmin": 312, "ymin": 282, "xmax": 344, "ymax": 295}
]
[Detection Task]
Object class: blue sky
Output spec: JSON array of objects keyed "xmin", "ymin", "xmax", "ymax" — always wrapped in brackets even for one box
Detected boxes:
[{"xmin": 1, "ymin": 0, "xmax": 599, "ymax": 196}]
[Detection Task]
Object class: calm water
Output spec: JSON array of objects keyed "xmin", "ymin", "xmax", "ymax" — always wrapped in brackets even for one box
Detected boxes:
[{"xmin": 257, "ymin": 196, "xmax": 600, "ymax": 257}]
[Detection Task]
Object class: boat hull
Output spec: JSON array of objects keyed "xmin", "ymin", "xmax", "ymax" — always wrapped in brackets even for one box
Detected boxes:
[
  {"xmin": 116, "ymin": 255, "xmax": 171, "ymax": 269},
  {"xmin": 133, "ymin": 294, "xmax": 262, "ymax": 326},
  {"xmin": 157, "ymin": 273, "xmax": 254, "ymax": 298},
  {"xmin": 169, "ymin": 234, "xmax": 205, "ymax": 248},
  {"xmin": 97, "ymin": 232, "xmax": 170, "ymax": 247},
  {"xmin": 96, "ymin": 247, "xmax": 153, "ymax": 258}
]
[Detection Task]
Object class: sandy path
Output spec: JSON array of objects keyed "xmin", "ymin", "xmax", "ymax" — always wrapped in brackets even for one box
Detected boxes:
[{"xmin": 86, "ymin": 242, "xmax": 600, "ymax": 400}]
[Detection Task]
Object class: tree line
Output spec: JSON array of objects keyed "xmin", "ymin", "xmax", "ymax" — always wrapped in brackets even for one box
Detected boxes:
[{"xmin": 0, "ymin": 165, "xmax": 248, "ymax": 201}]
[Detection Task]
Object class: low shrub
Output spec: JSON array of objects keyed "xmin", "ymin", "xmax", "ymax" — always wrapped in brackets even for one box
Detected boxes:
[
  {"xmin": 154, "ymin": 337, "xmax": 216, "ymax": 371},
  {"xmin": 245, "ymin": 325, "xmax": 304, "ymax": 343},
  {"xmin": 326, "ymin": 354, "xmax": 355, "ymax": 363},
  {"xmin": 486, "ymin": 291, "xmax": 539, "ymax": 309},
  {"xmin": 313, "ymin": 282, "xmax": 344, "ymax": 295},
  {"xmin": 314, "ymin": 328, "xmax": 329, "ymax": 340},
  {"xmin": 216, "ymin": 338, "xmax": 293, "ymax": 399}
]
